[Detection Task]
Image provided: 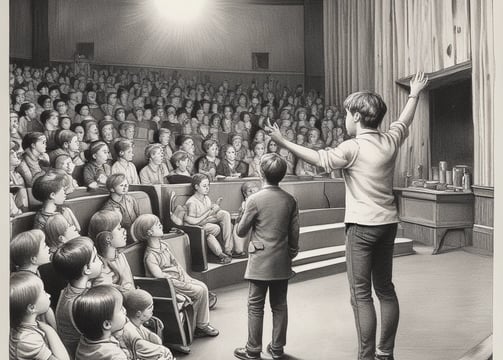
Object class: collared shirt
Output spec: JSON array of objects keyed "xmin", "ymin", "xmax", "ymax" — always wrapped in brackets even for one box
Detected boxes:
[
  {"xmin": 75, "ymin": 336, "xmax": 127, "ymax": 360},
  {"xmin": 317, "ymin": 121, "xmax": 409, "ymax": 225},
  {"xmin": 144, "ymin": 243, "xmax": 186, "ymax": 282},
  {"xmin": 139, "ymin": 163, "xmax": 169, "ymax": 185},
  {"xmin": 111, "ymin": 159, "xmax": 140, "ymax": 185},
  {"xmin": 10, "ymin": 321, "xmax": 52, "ymax": 360},
  {"xmin": 16, "ymin": 148, "xmax": 49, "ymax": 187}
]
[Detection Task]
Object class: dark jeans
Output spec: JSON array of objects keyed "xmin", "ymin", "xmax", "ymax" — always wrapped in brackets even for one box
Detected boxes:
[
  {"xmin": 246, "ymin": 279, "xmax": 289, "ymax": 354},
  {"xmin": 345, "ymin": 223, "xmax": 399, "ymax": 360}
]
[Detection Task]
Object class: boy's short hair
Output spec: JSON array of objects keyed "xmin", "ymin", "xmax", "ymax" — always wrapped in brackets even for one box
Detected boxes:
[
  {"xmin": 10, "ymin": 229, "xmax": 46, "ymax": 268},
  {"xmin": 52, "ymin": 237, "xmax": 95, "ymax": 281},
  {"xmin": 260, "ymin": 153, "xmax": 287, "ymax": 185},
  {"xmin": 175, "ymin": 135, "xmax": 192, "ymax": 148},
  {"xmin": 56, "ymin": 129, "xmax": 77, "ymax": 147},
  {"xmin": 170, "ymin": 150, "xmax": 188, "ymax": 169},
  {"xmin": 22, "ymin": 132, "xmax": 45, "ymax": 150},
  {"xmin": 45, "ymin": 214, "xmax": 71, "ymax": 249},
  {"xmin": 343, "ymin": 91, "xmax": 387, "ymax": 129},
  {"xmin": 40, "ymin": 110, "xmax": 57, "ymax": 125},
  {"xmin": 106, "ymin": 173, "xmax": 127, "ymax": 191},
  {"xmin": 85, "ymin": 140, "xmax": 108, "ymax": 161},
  {"xmin": 191, "ymin": 173, "xmax": 209, "ymax": 191},
  {"xmin": 88, "ymin": 210, "xmax": 122, "ymax": 241},
  {"xmin": 118, "ymin": 121, "xmax": 135, "ymax": 132},
  {"xmin": 54, "ymin": 154, "xmax": 72, "ymax": 169},
  {"xmin": 10, "ymin": 272, "xmax": 44, "ymax": 330},
  {"xmin": 202, "ymin": 139, "xmax": 218, "ymax": 152},
  {"xmin": 32, "ymin": 172, "xmax": 67, "ymax": 202},
  {"xmin": 144, "ymin": 143, "xmax": 163, "ymax": 161},
  {"xmin": 132, "ymin": 214, "xmax": 159, "ymax": 243},
  {"xmin": 241, "ymin": 181, "xmax": 260, "ymax": 198},
  {"xmin": 72, "ymin": 285, "xmax": 123, "ymax": 341},
  {"xmin": 53, "ymin": 98, "xmax": 67, "ymax": 108},
  {"xmin": 114, "ymin": 139, "xmax": 133, "ymax": 156},
  {"xmin": 124, "ymin": 288, "xmax": 153, "ymax": 318}
]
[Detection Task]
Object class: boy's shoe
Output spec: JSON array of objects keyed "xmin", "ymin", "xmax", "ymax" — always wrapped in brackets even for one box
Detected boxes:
[
  {"xmin": 234, "ymin": 347, "xmax": 261, "ymax": 359},
  {"xmin": 218, "ymin": 254, "xmax": 232, "ymax": 264},
  {"xmin": 194, "ymin": 324, "xmax": 219, "ymax": 337},
  {"xmin": 232, "ymin": 251, "xmax": 247, "ymax": 259},
  {"xmin": 266, "ymin": 343, "xmax": 284, "ymax": 359},
  {"xmin": 375, "ymin": 354, "xmax": 394, "ymax": 360},
  {"xmin": 209, "ymin": 291, "xmax": 217, "ymax": 310}
]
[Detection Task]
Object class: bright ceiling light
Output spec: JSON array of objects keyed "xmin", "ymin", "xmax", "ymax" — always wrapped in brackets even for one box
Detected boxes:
[{"xmin": 153, "ymin": 0, "xmax": 208, "ymax": 24}]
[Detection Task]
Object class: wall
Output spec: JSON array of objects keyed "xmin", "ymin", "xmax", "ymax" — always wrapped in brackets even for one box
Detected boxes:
[
  {"xmin": 47, "ymin": 0, "xmax": 304, "ymax": 74},
  {"xmin": 9, "ymin": 0, "xmax": 32, "ymax": 59}
]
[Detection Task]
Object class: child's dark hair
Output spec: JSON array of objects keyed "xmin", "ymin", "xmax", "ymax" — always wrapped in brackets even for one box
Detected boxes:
[
  {"xmin": 343, "ymin": 91, "xmax": 387, "ymax": 129},
  {"xmin": 10, "ymin": 229, "xmax": 46, "ymax": 269},
  {"xmin": 40, "ymin": 110, "xmax": 57, "ymax": 125},
  {"xmin": 124, "ymin": 288, "xmax": 152, "ymax": 318},
  {"xmin": 21, "ymin": 132, "xmax": 45, "ymax": 150},
  {"xmin": 10, "ymin": 272, "xmax": 44, "ymax": 330},
  {"xmin": 72, "ymin": 285, "xmax": 123, "ymax": 340},
  {"xmin": 260, "ymin": 153, "xmax": 287, "ymax": 185},
  {"xmin": 84, "ymin": 140, "xmax": 108, "ymax": 162},
  {"xmin": 191, "ymin": 173, "xmax": 210, "ymax": 191},
  {"xmin": 114, "ymin": 139, "xmax": 133, "ymax": 156},
  {"xmin": 32, "ymin": 172, "xmax": 66, "ymax": 202},
  {"xmin": 52, "ymin": 236, "xmax": 95, "ymax": 281}
]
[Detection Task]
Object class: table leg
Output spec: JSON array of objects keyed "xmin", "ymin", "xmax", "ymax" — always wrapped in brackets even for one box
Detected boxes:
[{"xmin": 432, "ymin": 228, "xmax": 449, "ymax": 255}]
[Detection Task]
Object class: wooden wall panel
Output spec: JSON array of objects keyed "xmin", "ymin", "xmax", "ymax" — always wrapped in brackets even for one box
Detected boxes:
[{"xmin": 9, "ymin": 0, "xmax": 32, "ymax": 59}]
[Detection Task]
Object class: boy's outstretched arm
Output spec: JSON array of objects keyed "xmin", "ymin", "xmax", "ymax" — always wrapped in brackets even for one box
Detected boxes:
[
  {"xmin": 265, "ymin": 119, "xmax": 323, "ymax": 167},
  {"xmin": 396, "ymin": 71, "xmax": 429, "ymax": 128}
]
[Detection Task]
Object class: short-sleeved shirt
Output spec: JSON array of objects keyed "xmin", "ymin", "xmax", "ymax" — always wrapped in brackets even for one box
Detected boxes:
[
  {"xmin": 75, "ymin": 336, "xmax": 128, "ymax": 360},
  {"xmin": 10, "ymin": 322, "xmax": 52, "ymax": 360},
  {"xmin": 56, "ymin": 284, "xmax": 87, "ymax": 356},
  {"xmin": 93, "ymin": 253, "xmax": 134, "ymax": 292},
  {"xmin": 118, "ymin": 321, "xmax": 173, "ymax": 360},
  {"xmin": 101, "ymin": 195, "xmax": 140, "ymax": 239},
  {"xmin": 144, "ymin": 243, "xmax": 186, "ymax": 282},
  {"xmin": 317, "ymin": 121, "xmax": 409, "ymax": 225}
]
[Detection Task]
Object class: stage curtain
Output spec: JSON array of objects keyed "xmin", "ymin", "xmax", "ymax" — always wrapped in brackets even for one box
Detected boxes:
[
  {"xmin": 9, "ymin": 0, "xmax": 32, "ymax": 59},
  {"xmin": 323, "ymin": 0, "xmax": 374, "ymax": 108},
  {"xmin": 470, "ymin": 0, "xmax": 494, "ymax": 186},
  {"xmin": 32, "ymin": 0, "xmax": 50, "ymax": 66}
]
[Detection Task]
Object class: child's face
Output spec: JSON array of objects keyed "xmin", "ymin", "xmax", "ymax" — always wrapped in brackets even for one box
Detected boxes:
[
  {"xmin": 181, "ymin": 139, "xmax": 195, "ymax": 155},
  {"xmin": 345, "ymin": 109, "xmax": 356, "ymax": 136},
  {"xmin": 62, "ymin": 158, "xmax": 75, "ymax": 175},
  {"xmin": 308, "ymin": 117, "xmax": 316, "ymax": 127},
  {"xmin": 177, "ymin": 157, "xmax": 189, "ymax": 171},
  {"xmin": 196, "ymin": 178, "xmax": 210, "ymax": 195},
  {"xmin": 36, "ymin": 240, "xmax": 51, "ymax": 266},
  {"xmin": 80, "ymin": 106, "xmax": 90, "ymax": 116},
  {"xmin": 225, "ymin": 146, "xmax": 236, "ymax": 161},
  {"xmin": 138, "ymin": 301, "xmax": 154, "ymax": 323},
  {"xmin": 63, "ymin": 224, "xmax": 80, "ymax": 241},
  {"xmin": 268, "ymin": 141, "xmax": 278, "ymax": 153},
  {"xmin": 89, "ymin": 124, "xmax": 99, "ymax": 138},
  {"xmin": 94, "ymin": 146, "xmax": 110, "ymax": 165},
  {"xmin": 60, "ymin": 118, "xmax": 71, "ymax": 130},
  {"xmin": 67, "ymin": 136, "xmax": 80, "ymax": 152},
  {"xmin": 101, "ymin": 125, "xmax": 114, "ymax": 141},
  {"xmin": 254, "ymin": 143, "xmax": 265, "ymax": 157},
  {"xmin": 296, "ymin": 134, "xmax": 305, "ymax": 144},
  {"xmin": 159, "ymin": 132, "xmax": 170, "ymax": 145},
  {"xmin": 10, "ymin": 151, "xmax": 21, "ymax": 167},
  {"xmin": 109, "ymin": 297, "xmax": 127, "ymax": 335},
  {"xmin": 86, "ymin": 247, "xmax": 103, "ymax": 279},
  {"xmin": 232, "ymin": 138, "xmax": 242, "ymax": 150},
  {"xmin": 125, "ymin": 126, "xmax": 135, "ymax": 140},
  {"xmin": 74, "ymin": 126, "xmax": 85, "ymax": 142},
  {"xmin": 51, "ymin": 186, "xmax": 67, "ymax": 205},
  {"xmin": 56, "ymin": 102, "xmax": 67, "ymax": 114},
  {"xmin": 150, "ymin": 148, "xmax": 164, "ymax": 165},
  {"xmin": 121, "ymin": 147, "xmax": 134, "ymax": 162},
  {"xmin": 116, "ymin": 110, "xmax": 125, "ymax": 121},
  {"xmin": 149, "ymin": 220, "xmax": 164, "ymax": 238},
  {"xmin": 308, "ymin": 131, "xmax": 319, "ymax": 143},
  {"xmin": 207, "ymin": 143, "xmax": 218, "ymax": 157},
  {"xmin": 112, "ymin": 179, "xmax": 129, "ymax": 196},
  {"xmin": 33, "ymin": 282, "xmax": 51, "ymax": 315},
  {"xmin": 33, "ymin": 136, "xmax": 47, "ymax": 154},
  {"xmin": 110, "ymin": 223, "xmax": 127, "ymax": 248}
]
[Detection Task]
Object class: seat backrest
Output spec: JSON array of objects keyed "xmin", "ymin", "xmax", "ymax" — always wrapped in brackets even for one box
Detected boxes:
[
  {"xmin": 66, "ymin": 190, "xmax": 152, "ymax": 236},
  {"xmin": 10, "ymin": 211, "xmax": 37, "ymax": 239},
  {"xmin": 323, "ymin": 180, "xmax": 346, "ymax": 208},
  {"xmin": 132, "ymin": 139, "xmax": 150, "ymax": 170},
  {"xmin": 122, "ymin": 242, "xmax": 147, "ymax": 277},
  {"xmin": 280, "ymin": 181, "xmax": 329, "ymax": 210}
]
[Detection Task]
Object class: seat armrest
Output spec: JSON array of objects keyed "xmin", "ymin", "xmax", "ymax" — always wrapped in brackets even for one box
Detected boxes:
[{"xmin": 176, "ymin": 225, "xmax": 208, "ymax": 272}]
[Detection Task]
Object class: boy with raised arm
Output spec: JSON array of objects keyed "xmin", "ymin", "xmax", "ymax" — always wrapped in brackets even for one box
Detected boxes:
[{"xmin": 265, "ymin": 72, "xmax": 428, "ymax": 360}]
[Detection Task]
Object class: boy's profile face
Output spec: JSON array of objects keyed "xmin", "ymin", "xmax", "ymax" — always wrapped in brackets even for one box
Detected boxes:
[
  {"xmin": 86, "ymin": 247, "xmax": 103, "ymax": 279},
  {"xmin": 62, "ymin": 158, "xmax": 75, "ymax": 175},
  {"xmin": 110, "ymin": 223, "xmax": 127, "ymax": 248},
  {"xmin": 93, "ymin": 146, "xmax": 110, "ymax": 164},
  {"xmin": 149, "ymin": 220, "xmax": 164, "ymax": 238},
  {"xmin": 51, "ymin": 186, "xmax": 67, "ymax": 205},
  {"xmin": 112, "ymin": 179, "xmax": 129, "ymax": 196},
  {"xmin": 33, "ymin": 136, "xmax": 47, "ymax": 154},
  {"xmin": 138, "ymin": 301, "xmax": 154, "ymax": 322},
  {"xmin": 32, "ymin": 282, "xmax": 51, "ymax": 315},
  {"xmin": 196, "ymin": 179, "xmax": 210, "ymax": 195},
  {"xmin": 121, "ymin": 147, "xmax": 134, "ymax": 162},
  {"xmin": 109, "ymin": 298, "xmax": 127, "ymax": 335},
  {"xmin": 36, "ymin": 240, "xmax": 51, "ymax": 266}
]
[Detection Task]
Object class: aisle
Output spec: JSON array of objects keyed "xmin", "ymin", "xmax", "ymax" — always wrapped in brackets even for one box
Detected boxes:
[{"xmin": 184, "ymin": 246, "xmax": 493, "ymax": 360}]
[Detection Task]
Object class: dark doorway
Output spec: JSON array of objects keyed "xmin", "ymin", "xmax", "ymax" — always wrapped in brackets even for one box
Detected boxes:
[{"xmin": 429, "ymin": 79, "xmax": 473, "ymax": 171}]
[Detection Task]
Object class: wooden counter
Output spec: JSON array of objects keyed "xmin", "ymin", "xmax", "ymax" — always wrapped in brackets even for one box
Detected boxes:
[{"xmin": 394, "ymin": 187, "xmax": 474, "ymax": 254}]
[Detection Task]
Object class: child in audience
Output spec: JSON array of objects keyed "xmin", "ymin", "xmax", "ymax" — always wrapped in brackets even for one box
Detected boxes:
[
  {"xmin": 32, "ymin": 172, "xmax": 81, "ymax": 231},
  {"xmin": 166, "ymin": 150, "xmax": 193, "ymax": 184},
  {"xmin": 217, "ymin": 144, "xmax": 248, "ymax": 178},
  {"xmin": 196, "ymin": 139, "xmax": 220, "ymax": 181},
  {"xmin": 185, "ymin": 174, "xmax": 234, "ymax": 263},
  {"xmin": 49, "ymin": 130, "xmax": 85, "ymax": 167},
  {"xmin": 10, "ymin": 229, "xmax": 51, "ymax": 275},
  {"xmin": 17, "ymin": 132, "xmax": 50, "ymax": 187},
  {"xmin": 10, "ymin": 142, "xmax": 28, "ymax": 212},
  {"xmin": 88, "ymin": 210, "xmax": 135, "ymax": 290},
  {"xmin": 234, "ymin": 153, "xmax": 299, "ymax": 360},
  {"xmin": 9, "ymin": 272, "xmax": 70, "ymax": 360},
  {"xmin": 232, "ymin": 134, "xmax": 250, "ymax": 163},
  {"xmin": 232, "ymin": 181, "xmax": 260, "ymax": 258},
  {"xmin": 18, "ymin": 102, "xmax": 44, "ymax": 136},
  {"xmin": 139, "ymin": 143, "xmax": 169, "ymax": 185},
  {"xmin": 82, "ymin": 120, "xmax": 100, "ymax": 144},
  {"xmin": 54, "ymin": 154, "xmax": 80, "ymax": 193},
  {"xmin": 73, "ymin": 285, "xmax": 128, "ymax": 360},
  {"xmin": 83, "ymin": 140, "xmax": 112, "ymax": 189},
  {"xmin": 176, "ymin": 135, "xmax": 196, "ymax": 175},
  {"xmin": 247, "ymin": 141, "xmax": 265, "ymax": 177},
  {"xmin": 118, "ymin": 121, "xmax": 136, "ymax": 142},
  {"xmin": 111, "ymin": 140, "xmax": 140, "ymax": 185},
  {"xmin": 305, "ymin": 128, "xmax": 325, "ymax": 150},
  {"xmin": 45, "ymin": 214, "xmax": 81, "ymax": 255},
  {"xmin": 120, "ymin": 289, "xmax": 175, "ymax": 360},
  {"xmin": 133, "ymin": 214, "xmax": 220, "ymax": 338},
  {"xmin": 53, "ymin": 237, "xmax": 104, "ymax": 357},
  {"xmin": 101, "ymin": 175, "xmax": 140, "ymax": 243},
  {"xmin": 157, "ymin": 128, "xmax": 174, "ymax": 171}
]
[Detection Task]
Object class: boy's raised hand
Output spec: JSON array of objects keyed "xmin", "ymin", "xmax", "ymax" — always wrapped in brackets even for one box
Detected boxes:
[
  {"xmin": 410, "ymin": 71, "xmax": 429, "ymax": 97},
  {"xmin": 264, "ymin": 118, "xmax": 283, "ymax": 143}
]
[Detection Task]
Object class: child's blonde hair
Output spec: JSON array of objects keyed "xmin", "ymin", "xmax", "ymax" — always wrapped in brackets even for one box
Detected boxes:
[
  {"xmin": 10, "ymin": 272, "xmax": 44, "ymax": 329},
  {"xmin": 132, "ymin": 214, "xmax": 159, "ymax": 242},
  {"xmin": 10, "ymin": 229, "xmax": 46, "ymax": 269},
  {"xmin": 88, "ymin": 210, "xmax": 122, "ymax": 254}
]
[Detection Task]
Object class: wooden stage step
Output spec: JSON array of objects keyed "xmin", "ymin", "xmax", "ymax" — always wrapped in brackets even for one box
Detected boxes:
[{"xmin": 194, "ymin": 238, "xmax": 415, "ymax": 290}]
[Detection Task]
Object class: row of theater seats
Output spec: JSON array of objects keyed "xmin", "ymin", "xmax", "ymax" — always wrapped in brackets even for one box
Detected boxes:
[{"xmin": 10, "ymin": 177, "xmax": 346, "ymax": 351}]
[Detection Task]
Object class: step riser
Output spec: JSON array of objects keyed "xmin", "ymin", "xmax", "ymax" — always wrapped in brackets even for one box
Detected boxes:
[
  {"xmin": 299, "ymin": 208, "xmax": 345, "ymax": 227},
  {"xmin": 291, "ymin": 262, "xmax": 347, "ymax": 283},
  {"xmin": 300, "ymin": 227, "xmax": 346, "ymax": 251},
  {"xmin": 293, "ymin": 250, "xmax": 346, "ymax": 266}
]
